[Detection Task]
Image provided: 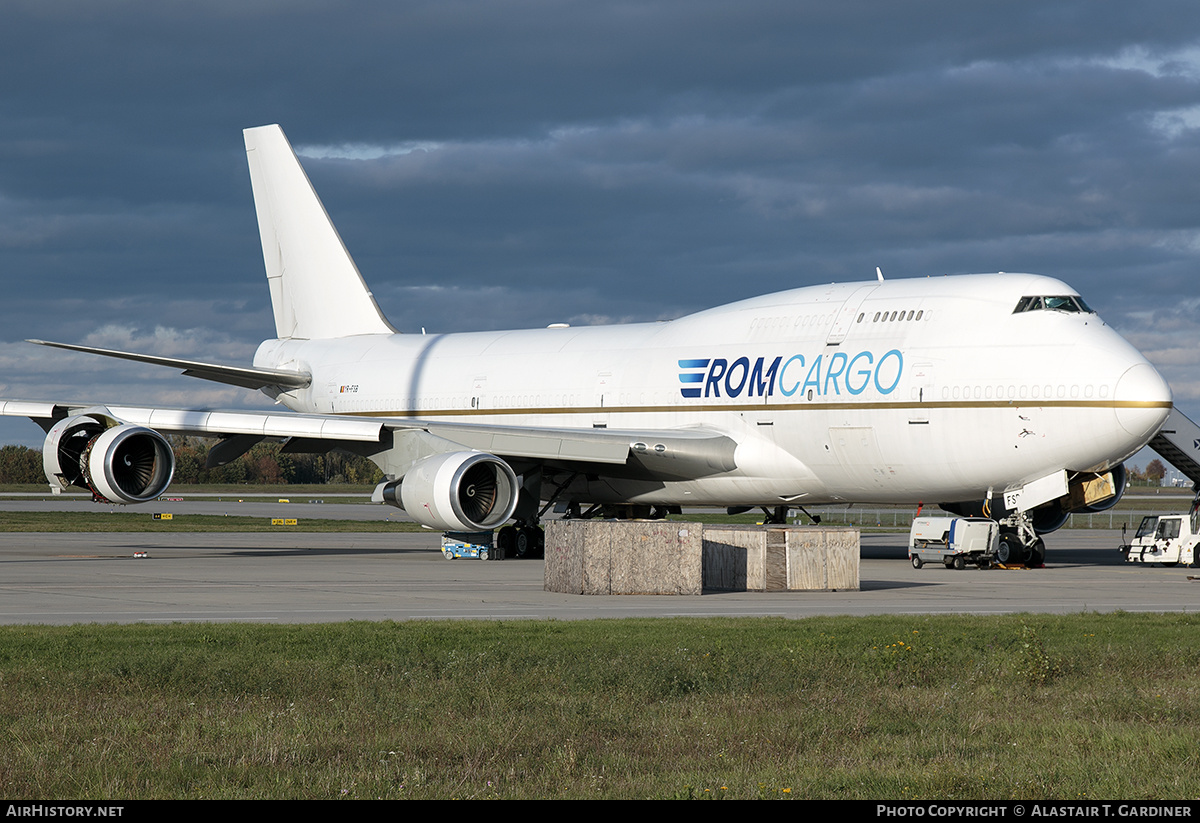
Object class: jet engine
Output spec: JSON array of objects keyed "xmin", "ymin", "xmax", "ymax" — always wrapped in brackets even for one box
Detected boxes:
[
  {"xmin": 43, "ymin": 414, "xmax": 175, "ymax": 504},
  {"xmin": 1029, "ymin": 502, "xmax": 1071, "ymax": 535},
  {"xmin": 377, "ymin": 451, "xmax": 519, "ymax": 532}
]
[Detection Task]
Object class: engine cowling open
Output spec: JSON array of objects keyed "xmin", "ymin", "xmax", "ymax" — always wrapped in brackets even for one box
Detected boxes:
[
  {"xmin": 941, "ymin": 464, "xmax": 1129, "ymax": 536},
  {"xmin": 43, "ymin": 414, "xmax": 175, "ymax": 504},
  {"xmin": 377, "ymin": 451, "xmax": 519, "ymax": 532},
  {"xmin": 1075, "ymin": 464, "xmax": 1127, "ymax": 514}
]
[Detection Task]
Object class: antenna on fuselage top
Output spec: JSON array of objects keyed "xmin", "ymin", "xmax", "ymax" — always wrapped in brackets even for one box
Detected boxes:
[{"xmin": 876, "ymin": 267, "xmax": 885, "ymax": 282}]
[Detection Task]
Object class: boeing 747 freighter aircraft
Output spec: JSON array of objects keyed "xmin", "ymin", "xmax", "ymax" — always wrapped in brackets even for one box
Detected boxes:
[{"xmin": 0, "ymin": 125, "xmax": 1174, "ymax": 564}]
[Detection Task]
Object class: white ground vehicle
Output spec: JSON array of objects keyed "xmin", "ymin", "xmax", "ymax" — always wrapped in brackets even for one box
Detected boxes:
[
  {"xmin": 1121, "ymin": 511, "xmax": 1200, "ymax": 566},
  {"xmin": 909, "ymin": 516, "xmax": 1000, "ymax": 570}
]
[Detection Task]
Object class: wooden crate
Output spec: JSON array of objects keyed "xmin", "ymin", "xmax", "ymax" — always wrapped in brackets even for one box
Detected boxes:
[
  {"xmin": 703, "ymin": 525, "xmax": 859, "ymax": 591},
  {"xmin": 544, "ymin": 520, "xmax": 703, "ymax": 595},
  {"xmin": 545, "ymin": 521, "xmax": 859, "ymax": 594}
]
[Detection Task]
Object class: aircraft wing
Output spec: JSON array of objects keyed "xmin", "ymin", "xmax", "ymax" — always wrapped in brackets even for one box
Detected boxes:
[{"xmin": 0, "ymin": 400, "xmax": 737, "ymax": 478}]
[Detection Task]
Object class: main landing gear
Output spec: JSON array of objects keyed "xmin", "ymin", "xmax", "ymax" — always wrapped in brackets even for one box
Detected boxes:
[{"xmin": 496, "ymin": 523, "xmax": 545, "ymax": 559}]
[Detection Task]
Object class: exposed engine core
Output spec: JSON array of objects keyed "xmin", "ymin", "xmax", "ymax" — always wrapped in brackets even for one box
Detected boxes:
[
  {"xmin": 378, "ymin": 451, "xmax": 518, "ymax": 532},
  {"xmin": 43, "ymin": 415, "xmax": 175, "ymax": 504}
]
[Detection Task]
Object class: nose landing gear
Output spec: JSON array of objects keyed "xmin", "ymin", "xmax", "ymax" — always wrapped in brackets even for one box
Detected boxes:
[{"xmin": 996, "ymin": 513, "xmax": 1046, "ymax": 568}]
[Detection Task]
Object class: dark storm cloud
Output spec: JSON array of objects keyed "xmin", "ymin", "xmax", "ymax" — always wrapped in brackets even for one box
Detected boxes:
[{"xmin": 2, "ymin": 0, "xmax": 1200, "ymax": 447}]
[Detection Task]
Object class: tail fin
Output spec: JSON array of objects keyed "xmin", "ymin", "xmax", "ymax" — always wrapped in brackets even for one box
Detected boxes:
[{"xmin": 244, "ymin": 124, "xmax": 396, "ymax": 339}]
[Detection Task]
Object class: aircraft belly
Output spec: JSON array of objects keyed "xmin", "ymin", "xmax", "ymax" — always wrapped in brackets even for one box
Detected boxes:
[{"xmin": 580, "ymin": 476, "xmax": 807, "ymax": 508}]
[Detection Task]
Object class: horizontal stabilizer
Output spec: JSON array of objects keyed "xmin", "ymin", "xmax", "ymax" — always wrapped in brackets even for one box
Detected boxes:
[
  {"xmin": 1148, "ymin": 408, "xmax": 1200, "ymax": 486},
  {"xmin": 27, "ymin": 339, "xmax": 311, "ymax": 391}
]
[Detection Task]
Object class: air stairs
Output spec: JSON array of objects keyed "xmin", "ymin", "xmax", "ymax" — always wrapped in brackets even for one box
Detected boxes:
[{"xmin": 1148, "ymin": 408, "xmax": 1200, "ymax": 488}]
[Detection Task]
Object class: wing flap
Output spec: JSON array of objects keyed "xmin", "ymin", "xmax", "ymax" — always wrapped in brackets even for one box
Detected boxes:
[
  {"xmin": 0, "ymin": 400, "xmax": 60, "ymax": 419},
  {"xmin": 400, "ymin": 419, "xmax": 738, "ymax": 475},
  {"xmin": 422, "ymin": 426, "xmax": 631, "ymax": 464}
]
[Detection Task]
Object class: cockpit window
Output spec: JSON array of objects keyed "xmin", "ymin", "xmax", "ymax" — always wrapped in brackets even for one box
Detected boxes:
[{"xmin": 1013, "ymin": 295, "xmax": 1094, "ymax": 314}]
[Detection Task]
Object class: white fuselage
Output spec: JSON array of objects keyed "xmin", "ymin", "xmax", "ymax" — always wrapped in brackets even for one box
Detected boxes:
[{"xmin": 254, "ymin": 273, "xmax": 1172, "ymax": 508}]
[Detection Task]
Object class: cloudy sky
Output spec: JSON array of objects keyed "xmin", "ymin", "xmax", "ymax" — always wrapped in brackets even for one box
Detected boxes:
[{"xmin": 1, "ymin": 1, "xmax": 1199, "ymax": 464}]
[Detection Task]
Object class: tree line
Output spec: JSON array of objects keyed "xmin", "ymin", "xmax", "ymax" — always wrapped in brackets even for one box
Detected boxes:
[
  {"xmin": 1127, "ymin": 459, "xmax": 1167, "ymax": 485},
  {"xmin": 0, "ymin": 438, "xmax": 384, "ymax": 486}
]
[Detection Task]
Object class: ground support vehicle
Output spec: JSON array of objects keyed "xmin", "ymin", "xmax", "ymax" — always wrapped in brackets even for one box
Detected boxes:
[
  {"xmin": 1121, "ymin": 511, "xmax": 1200, "ymax": 567},
  {"xmin": 441, "ymin": 531, "xmax": 498, "ymax": 561},
  {"xmin": 909, "ymin": 516, "xmax": 999, "ymax": 570}
]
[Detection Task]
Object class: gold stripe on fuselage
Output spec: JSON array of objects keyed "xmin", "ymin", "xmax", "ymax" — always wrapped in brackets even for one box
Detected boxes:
[{"xmin": 348, "ymin": 399, "xmax": 1173, "ymax": 418}]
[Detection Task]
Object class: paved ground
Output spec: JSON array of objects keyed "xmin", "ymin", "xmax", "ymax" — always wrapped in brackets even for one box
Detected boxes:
[{"xmin": 0, "ymin": 500, "xmax": 1196, "ymax": 623}]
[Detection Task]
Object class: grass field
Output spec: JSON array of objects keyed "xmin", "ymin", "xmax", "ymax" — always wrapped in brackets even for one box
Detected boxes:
[{"xmin": 1, "ymin": 615, "xmax": 1198, "ymax": 799}]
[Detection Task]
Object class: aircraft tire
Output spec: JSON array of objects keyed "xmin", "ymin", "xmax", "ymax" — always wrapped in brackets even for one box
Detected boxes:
[
  {"xmin": 996, "ymin": 533, "xmax": 1024, "ymax": 565},
  {"xmin": 1027, "ymin": 537, "xmax": 1046, "ymax": 567},
  {"xmin": 515, "ymin": 527, "xmax": 535, "ymax": 559},
  {"xmin": 497, "ymin": 526, "xmax": 516, "ymax": 556}
]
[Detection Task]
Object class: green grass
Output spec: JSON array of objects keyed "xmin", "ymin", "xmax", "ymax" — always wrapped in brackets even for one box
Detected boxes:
[{"xmin": 0, "ymin": 615, "xmax": 1198, "ymax": 799}]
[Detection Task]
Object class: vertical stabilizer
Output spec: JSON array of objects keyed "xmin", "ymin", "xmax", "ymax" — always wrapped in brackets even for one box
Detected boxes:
[{"xmin": 244, "ymin": 124, "xmax": 396, "ymax": 339}]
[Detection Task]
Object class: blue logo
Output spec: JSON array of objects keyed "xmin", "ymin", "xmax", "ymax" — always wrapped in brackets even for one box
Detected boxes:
[
  {"xmin": 677, "ymin": 359, "xmax": 711, "ymax": 399},
  {"xmin": 678, "ymin": 349, "xmax": 903, "ymax": 399}
]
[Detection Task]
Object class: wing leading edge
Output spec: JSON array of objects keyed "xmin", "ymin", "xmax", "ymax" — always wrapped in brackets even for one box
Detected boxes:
[{"xmin": 0, "ymin": 400, "xmax": 737, "ymax": 476}]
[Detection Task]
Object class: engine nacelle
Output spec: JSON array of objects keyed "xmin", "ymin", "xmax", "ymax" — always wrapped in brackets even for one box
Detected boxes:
[
  {"xmin": 377, "ymin": 451, "xmax": 518, "ymax": 532},
  {"xmin": 43, "ymin": 415, "xmax": 175, "ymax": 504},
  {"xmin": 1029, "ymin": 502, "xmax": 1071, "ymax": 534}
]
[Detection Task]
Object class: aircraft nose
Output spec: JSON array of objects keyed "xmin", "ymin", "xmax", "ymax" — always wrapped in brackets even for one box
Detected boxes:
[{"xmin": 1114, "ymin": 362, "xmax": 1172, "ymax": 441}]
